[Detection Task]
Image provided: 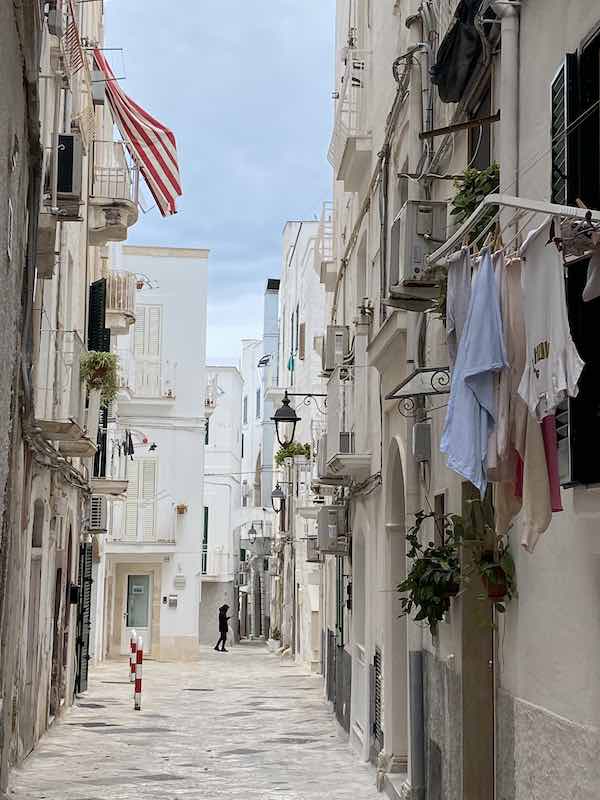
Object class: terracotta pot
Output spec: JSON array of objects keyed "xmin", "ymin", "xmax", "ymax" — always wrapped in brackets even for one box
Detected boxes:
[
  {"xmin": 481, "ymin": 568, "xmax": 508, "ymax": 600},
  {"xmin": 136, "ymin": 280, "xmax": 144, "ymax": 290}
]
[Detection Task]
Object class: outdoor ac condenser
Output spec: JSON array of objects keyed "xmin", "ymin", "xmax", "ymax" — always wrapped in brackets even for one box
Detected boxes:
[
  {"xmin": 322, "ymin": 325, "xmax": 349, "ymax": 373},
  {"xmin": 317, "ymin": 506, "xmax": 346, "ymax": 554},
  {"xmin": 388, "ymin": 201, "xmax": 447, "ymax": 307},
  {"xmin": 56, "ymin": 133, "xmax": 83, "ymax": 203}
]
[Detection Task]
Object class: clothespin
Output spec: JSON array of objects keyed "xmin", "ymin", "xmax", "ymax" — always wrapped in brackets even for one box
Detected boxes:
[{"xmin": 492, "ymin": 220, "xmax": 504, "ymax": 251}]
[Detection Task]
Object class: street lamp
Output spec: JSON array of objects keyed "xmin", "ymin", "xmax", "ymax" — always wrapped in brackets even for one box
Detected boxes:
[
  {"xmin": 247, "ymin": 523, "xmax": 257, "ymax": 545},
  {"xmin": 271, "ymin": 483, "xmax": 285, "ymax": 513},
  {"xmin": 271, "ymin": 391, "xmax": 301, "ymax": 447}
]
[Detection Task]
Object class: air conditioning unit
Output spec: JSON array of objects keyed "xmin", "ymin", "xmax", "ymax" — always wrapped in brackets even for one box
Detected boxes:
[
  {"xmin": 56, "ymin": 133, "xmax": 83, "ymax": 204},
  {"xmin": 322, "ymin": 325, "xmax": 349, "ymax": 374},
  {"xmin": 387, "ymin": 201, "xmax": 447, "ymax": 309},
  {"xmin": 317, "ymin": 433, "xmax": 329, "ymax": 479},
  {"xmin": 89, "ymin": 495, "xmax": 108, "ymax": 532},
  {"xmin": 318, "ymin": 506, "xmax": 348, "ymax": 555},
  {"xmin": 91, "ymin": 70, "xmax": 106, "ymax": 106}
]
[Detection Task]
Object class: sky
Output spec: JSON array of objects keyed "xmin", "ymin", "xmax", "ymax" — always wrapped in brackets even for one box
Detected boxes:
[{"xmin": 105, "ymin": 1, "xmax": 335, "ymax": 364}]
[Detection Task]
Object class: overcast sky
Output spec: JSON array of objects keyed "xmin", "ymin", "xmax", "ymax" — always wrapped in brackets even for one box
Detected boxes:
[{"xmin": 105, "ymin": 1, "xmax": 334, "ymax": 363}]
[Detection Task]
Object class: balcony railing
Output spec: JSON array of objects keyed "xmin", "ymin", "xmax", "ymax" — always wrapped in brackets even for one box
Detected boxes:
[
  {"xmin": 89, "ymin": 141, "xmax": 139, "ymax": 206},
  {"xmin": 326, "ymin": 365, "xmax": 375, "ymax": 480},
  {"xmin": 34, "ymin": 329, "xmax": 86, "ymax": 428},
  {"xmin": 116, "ymin": 351, "xmax": 177, "ymax": 401},
  {"xmin": 202, "ymin": 550, "xmax": 236, "ymax": 578},
  {"xmin": 328, "ymin": 50, "xmax": 371, "ymax": 173},
  {"xmin": 306, "ymin": 536, "xmax": 321, "ymax": 563},
  {"xmin": 106, "ymin": 271, "xmax": 136, "ymax": 333},
  {"xmin": 314, "ymin": 201, "xmax": 337, "ymax": 290}
]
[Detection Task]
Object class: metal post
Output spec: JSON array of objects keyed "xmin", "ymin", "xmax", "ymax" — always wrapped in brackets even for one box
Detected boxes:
[
  {"xmin": 129, "ymin": 629, "xmax": 137, "ymax": 683},
  {"xmin": 134, "ymin": 637, "xmax": 143, "ymax": 711}
]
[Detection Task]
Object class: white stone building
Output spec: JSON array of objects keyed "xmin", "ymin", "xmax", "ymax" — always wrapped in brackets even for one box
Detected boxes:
[
  {"xmin": 99, "ymin": 245, "xmax": 209, "ymax": 662},
  {"xmin": 310, "ymin": 2, "xmax": 600, "ymax": 799},
  {"xmin": 200, "ymin": 365, "xmax": 243, "ymax": 644}
]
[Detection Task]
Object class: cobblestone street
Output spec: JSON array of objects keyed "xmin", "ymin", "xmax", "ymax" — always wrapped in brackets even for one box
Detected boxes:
[{"xmin": 8, "ymin": 644, "xmax": 379, "ymax": 799}]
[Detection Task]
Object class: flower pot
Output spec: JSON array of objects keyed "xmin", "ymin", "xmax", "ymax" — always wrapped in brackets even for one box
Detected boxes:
[
  {"xmin": 481, "ymin": 569, "xmax": 508, "ymax": 600},
  {"xmin": 136, "ymin": 280, "xmax": 144, "ymax": 290}
]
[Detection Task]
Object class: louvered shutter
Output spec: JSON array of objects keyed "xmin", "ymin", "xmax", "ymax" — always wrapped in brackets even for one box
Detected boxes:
[
  {"xmin": 298, "ymin": 322, "xmax": 306, "ymax": 360},
  {"xmin": 134, "ymin": 307, "xmax": 146, "ymax": 356},
  {"xmin": 551, "ymin": 54, "xmax": 578, "ymax": 204},
  {"xmin": 93, "ymin": 406, "xmax": 109, "ymax": 478},
  {"xmin": 141, "ymin": 460, "xmax": 157, "ymax": 541},
  {"xmin": 87, "ymin": 279, "xmax": 110, "ymax": 352},
  {"xmin": 125, "ymin": 460, "xmax": 140, "ymax": 541},
  {"xmin": 75, "ymin": 542, "xmax": 93, "ymax": 693},
  {"xmin": 134, "ymin": 306, "xmax": 162, "ymax": 396}
]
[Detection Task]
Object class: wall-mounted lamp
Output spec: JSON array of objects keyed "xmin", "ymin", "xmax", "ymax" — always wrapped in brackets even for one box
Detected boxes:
[
  {"xmin": 271, "ymin": 483, "xmax": 286, "ymax": 513},
  {"xmin": 271, "ymin": 391, "xmax": 301, "ymax": 447}
]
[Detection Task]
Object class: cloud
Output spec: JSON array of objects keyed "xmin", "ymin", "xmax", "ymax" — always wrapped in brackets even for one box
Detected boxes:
[{"xmin": 106, "ymin": 1, "xmax": 334, "ymax": 361}]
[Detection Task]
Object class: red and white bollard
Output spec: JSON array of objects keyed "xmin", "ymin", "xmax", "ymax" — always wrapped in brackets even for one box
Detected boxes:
[
  {"xmin": 134, "ymin": 636, "xmax": 143, "ymax": 711},
  {"xmin": 129, "ymin": 629, "xmax": 137, "ymax": 684}
]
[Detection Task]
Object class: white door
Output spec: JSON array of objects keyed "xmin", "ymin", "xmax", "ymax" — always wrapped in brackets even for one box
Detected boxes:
[{"xmin": 122, "ymin": 574, "xmax": 152, "ymax": 654}]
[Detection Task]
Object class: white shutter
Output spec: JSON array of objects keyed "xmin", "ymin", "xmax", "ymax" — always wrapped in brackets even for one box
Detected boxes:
[
  {"xmin": 124, "ymin": 461, "xmax": 140, "ymax": 541},
  {"xmin": 134, "ymin": 307, "xmax": 146, "ymax": 357},
  {"xmin": 141, "ymin": 460, "xmax": 157, "ymax": 541},
  {"xmin": 147, "ymin": 306, "xmax": 161, "ymax": 357}
]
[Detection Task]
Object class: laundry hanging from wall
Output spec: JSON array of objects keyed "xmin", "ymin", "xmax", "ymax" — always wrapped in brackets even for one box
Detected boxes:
[
  {"xmin": 430, "ymin": 0, "xmax": 484, "ymax": 103},
  {"xmin": 442, "ymin": 222, "xmax": 585, "ymax": 552}
]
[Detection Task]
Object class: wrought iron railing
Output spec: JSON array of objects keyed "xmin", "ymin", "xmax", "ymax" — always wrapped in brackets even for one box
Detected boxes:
[
  {"xmin": 34, "ymin": 329, "xmax": 86, "ymax": 427},
  {"xmin": 328, "ymin": 50, "xmax": 371, "ymax": 170},
  {"xmin": 326, "ymin": 365, "xmax": 375, "ymax": 463},
  {"xmin": 89, "ymin": 141, "xmax": 139, "ymax": 206}
]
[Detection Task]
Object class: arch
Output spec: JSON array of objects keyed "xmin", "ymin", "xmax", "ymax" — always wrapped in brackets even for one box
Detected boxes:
[{"xmin": 383, "ymin": 436, "xmax": 409, "ymax": 773}]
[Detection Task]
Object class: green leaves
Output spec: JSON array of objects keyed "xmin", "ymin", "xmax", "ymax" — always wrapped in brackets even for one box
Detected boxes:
[
  {"xmin": 451, "ymin": 163, "xmax": 500, "ymax": 239},
  {"xmin": 274, "ymin": 442, "xmax": 311, "ymax": 467},
  {"xmin": 80, "ymin": 351, "xmax": 119, "ymax": 406}
]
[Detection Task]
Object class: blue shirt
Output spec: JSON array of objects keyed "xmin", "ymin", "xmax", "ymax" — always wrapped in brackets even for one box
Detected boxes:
[{"xmin": 441, "ymin": 248, "xmax": 507, "ymax": 494}]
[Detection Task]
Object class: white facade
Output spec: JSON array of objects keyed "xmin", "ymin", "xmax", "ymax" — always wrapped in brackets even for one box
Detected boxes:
[
  {"xmin": 200, "ymin": 365, "xmax": 243, "ymax": 644},
  {"xmin": 101, "ymin": 245, "xmax": 209, "ymax": 661}
]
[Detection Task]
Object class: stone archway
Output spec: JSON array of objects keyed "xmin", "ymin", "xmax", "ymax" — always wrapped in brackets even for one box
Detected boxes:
[{"xmin": 382, "ymin": 437, "xmax": 409, "ymax": 774}]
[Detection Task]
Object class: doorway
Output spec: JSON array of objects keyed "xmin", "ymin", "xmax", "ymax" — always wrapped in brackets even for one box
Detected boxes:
[{"xmin": 122, "ymin": 574, "xmax": 152, "ymax": 653}]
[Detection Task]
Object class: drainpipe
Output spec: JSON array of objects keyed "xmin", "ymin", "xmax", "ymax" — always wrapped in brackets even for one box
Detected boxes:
[
  {"xmin": 405, "ymin": 5, "xmax": 426, "ymax": 799},
  {"xmin": 492, "ymin": 0, "xmax": 521, "ymax": 235}
]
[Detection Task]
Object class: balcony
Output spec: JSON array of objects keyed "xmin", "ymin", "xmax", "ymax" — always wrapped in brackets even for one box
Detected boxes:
[
  {"xmin": 314, "ymin": 201, "xmax": 338, "ymax": 292},
  {"xmin": 109, "ymin": 495, "xmax": 176, "ymax": 548},
  {"xmin": 88, "ymin": 141, "xmax": 139, "ymax": 246},
  {"xmin": 117, "ymin": 350, "xmax": 177, "ymax": 403},
  {"xmin": 328, "ymin": 50, "xmax": 372, "ymax": 192},
  {"xmin": 201, "ymin": 549, "xmax": 236, "ymax": 580},
  {"xmin": 326, "ymin": 365, "xmax": 374, "ymax": 482},
  {"xmin": 105, "ymin": 271, "xmax": 136, "ymax": 335},
  {"xmin": 306, "ymin": 536, "xmax": 321, "ymax": 563},
  {"xmin": 33, "ymin": 330, "xmax": 96, "ymax": 457}
]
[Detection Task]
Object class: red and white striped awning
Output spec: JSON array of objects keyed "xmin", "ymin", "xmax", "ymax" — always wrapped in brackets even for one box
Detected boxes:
[{"xmin": 93, "ymin": 49, "xmax": 182, "ymax": 217}]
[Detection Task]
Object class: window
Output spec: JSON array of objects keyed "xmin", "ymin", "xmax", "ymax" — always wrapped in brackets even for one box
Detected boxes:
[
  {"xmin": 201, "ymin": 507, "xmax": 208, "ymax": 575},
  {"xmin": 241, "ymin": 433, "xmax": 245, "ymax": 459},
  {"xmin": 134, "ymin": 305, "xmax": 162, "ymax": 397},
  {"xmin": 552, "ymin": 41, "xmax": 600, "ymax": 484},
  {"xmin": 298, "ymin": 322, "xmax": 306, "ymax": 360},
  {"xmin": 467, "ymin": 80, "xmax": 493, "ymax": 172},
  {"xmin": 125, "ymin": 459, "xmax": 157, "ymax": 542},
  {"xmin": 335, "ymin": 555, "xmax": 345, "ymax": 646},
  {"xmin": 204, "ymin": 418, "xmax": 209, "ymax": 446},
  {"xmin": 243, "ymin": 395, "xmax": 248, "ymax": 425},
  {"xmin": 256, "ymin": 387, "xmax": 261, "ymax": 419}
]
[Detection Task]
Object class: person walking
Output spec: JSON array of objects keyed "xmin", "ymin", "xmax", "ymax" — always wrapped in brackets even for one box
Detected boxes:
[{"xmin": 214, "ymin": 604, "xmax": 230, "ymax": 652}]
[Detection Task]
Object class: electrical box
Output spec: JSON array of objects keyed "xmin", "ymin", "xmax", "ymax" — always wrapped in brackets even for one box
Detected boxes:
[
  {"xmin": 388, "ymin": 201, "xmax": 447, "ymax": 304},
  {"xmin": 412, "ymin": 421, "xmax": 432, "ymax": 463},
  {"xmin": 322, "ymin": 325, "xmax": 349, "ymax": 373},
  {"xmin": 168, "ymin": 595, "xmax": 178, "ymax": 608},
  {"xmin": 317, "ymin": 506, "xmax": 348, "ymax": 555}
]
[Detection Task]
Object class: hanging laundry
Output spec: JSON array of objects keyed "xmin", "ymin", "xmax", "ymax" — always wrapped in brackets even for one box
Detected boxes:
[
  {"xmin": 441, "ymin": 248, "xmax": 507, "ymax": 495},
  {"xmin": 518, "ymin": 217, "xmax": 584, "ymax": 420},
  {"xmin": 446, "ymin": 246, "xmax": 472, "ymax": 371}
]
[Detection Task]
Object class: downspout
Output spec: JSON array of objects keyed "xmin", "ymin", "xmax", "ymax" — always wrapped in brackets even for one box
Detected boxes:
[
  {"xmin": 492, "ymin": 0, "xmax": 520, "ymax": 235},
  {"xmin": 405, "ymin": 6, "xmax": 426, "ymax": 800}
]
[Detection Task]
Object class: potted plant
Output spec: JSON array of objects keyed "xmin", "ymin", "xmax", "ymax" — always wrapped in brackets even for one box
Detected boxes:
[
  {"xmin": 397, "ymin": 510, "xmax": 464, "ymax": 636},
  {"xmin": 274, "ymin": 441, "xmax": 311, "ymax": 467},
  {"xmin": 476, "ymin": 537, "xmax": 515, "ymax": 612},
  {"xmin": 80, "ymin": 351, "xmax": 119, "ymax": 406}
]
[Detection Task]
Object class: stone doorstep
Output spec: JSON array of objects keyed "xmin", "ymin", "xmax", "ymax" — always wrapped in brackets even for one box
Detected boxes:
[{"xmin": 383, "ymin": 772, "xmax": 411, "ymax": 800}]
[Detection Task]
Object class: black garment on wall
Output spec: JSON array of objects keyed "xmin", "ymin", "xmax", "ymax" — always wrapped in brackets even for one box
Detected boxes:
[{"xmin": 430, "ymin": 0, "xmax": 483, "ymax": 104}]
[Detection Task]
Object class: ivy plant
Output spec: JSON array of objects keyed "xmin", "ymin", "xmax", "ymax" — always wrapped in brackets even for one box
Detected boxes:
[
  {"xmin": 274, "ymin": 441, "xmax": 311, "ymax": 467},
  {"xmin": 397, "ymin": 510, "xmax": 464, "ymax": 636},
  {"xmin": 80, "ymin": 351, "xmax": 119, "ymax": 406}
]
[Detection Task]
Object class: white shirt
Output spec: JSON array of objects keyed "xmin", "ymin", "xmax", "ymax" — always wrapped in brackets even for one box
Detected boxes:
[{"xmin": 518, "ymin": 217, "xmax": 584, "ymax": 419}]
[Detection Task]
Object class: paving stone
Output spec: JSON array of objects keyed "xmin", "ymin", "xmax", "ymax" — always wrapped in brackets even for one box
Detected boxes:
[{"xmin": 8, "ymin": 644, "xmax": 380, "ymax": 799}]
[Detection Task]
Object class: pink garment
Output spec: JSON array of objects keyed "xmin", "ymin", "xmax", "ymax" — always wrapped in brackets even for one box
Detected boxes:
[{"xmin": 541, "ymin": 415, "xmax": 563, "ymax": 513}]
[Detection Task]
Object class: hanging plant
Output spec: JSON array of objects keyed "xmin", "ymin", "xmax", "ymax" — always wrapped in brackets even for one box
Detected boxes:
[
  {"xmin": 80, "ymin": 351, "xmax": 119, "ymax": 406},
  {"xmin": 474, "ymin": 534, "xmax": 516, "ymax": 613},
  {"xmin": 397, "ymin": 510, "xmax": 464, "ymax": 636},
  {"xmin": 433, "ymin": 162, "xmax": 500, "ymax": 324},
  {"xmin": 274, "ymin": 441, "xmax": 311, "ymax": 467}
]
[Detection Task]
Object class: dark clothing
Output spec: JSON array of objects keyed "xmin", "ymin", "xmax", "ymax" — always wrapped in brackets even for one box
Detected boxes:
[
  {"xmin": 215, "ymin": 604, "xmax": 230, "ymax": 650},
  {"xmin": 215, "ymin": 631, "xmax": 227, "ymax": 651}
]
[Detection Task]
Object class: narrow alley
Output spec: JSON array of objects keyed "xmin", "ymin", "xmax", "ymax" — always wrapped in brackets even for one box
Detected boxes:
[{"xmin": 7, "ymin": 645, "xmax": 380, "ymax": 800}]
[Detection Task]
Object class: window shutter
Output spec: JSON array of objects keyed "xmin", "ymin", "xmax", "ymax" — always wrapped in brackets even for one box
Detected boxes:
[
  {"xmin": 551, "ymin": 54, "xmax": 578, "ymax": 205},
  {"xmin": 125, "ymin": 460, "xmax": 140, "ymax": 541},
  {"xmin": 87, "ymin": 278, "xmax": 108, "ymax": 352},
  {"xmin": 141, "ymin": 460, "xmax": 157, "ymax": 541},
  {"xmin": 147, "ymin": 306, "xmax": 161, "ymax": 357},
  {"xmin": 299, "ymin": 322, "xmax": 306, "ymax": 360},
  {"xmin": 134, "ymin": 306, "xmax": 146, "ymax": 356},
  {"xmin": 134, "ymin": 306, "xmax": 162, "ymax": 396}
]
